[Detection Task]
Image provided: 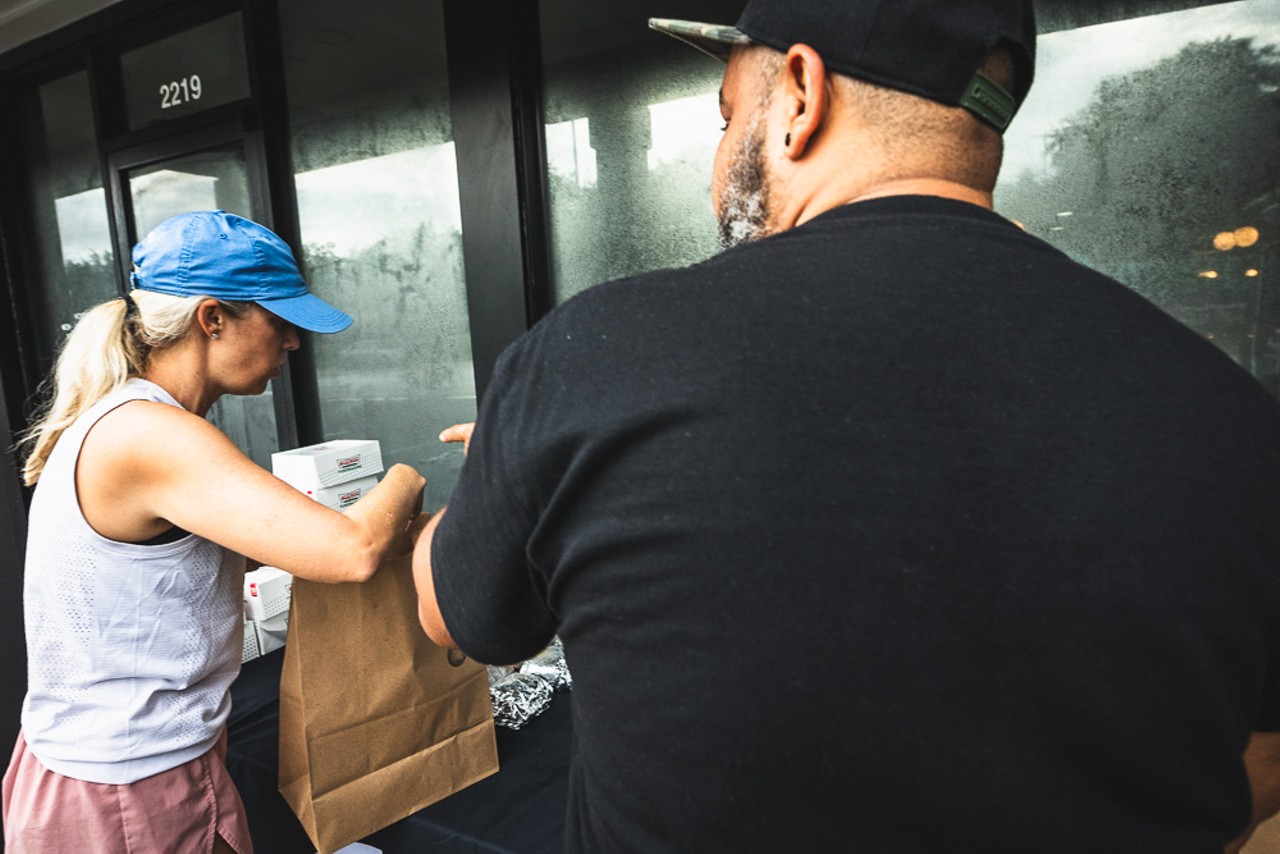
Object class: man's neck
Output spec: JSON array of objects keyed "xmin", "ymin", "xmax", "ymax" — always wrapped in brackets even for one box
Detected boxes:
[
  {"xmin": 794, "ymin": 177, "xmax": 993, "ymax": 228},
  {"xmin": 845, "ymin": 178, "xmax": 993, "ymax": 209}
]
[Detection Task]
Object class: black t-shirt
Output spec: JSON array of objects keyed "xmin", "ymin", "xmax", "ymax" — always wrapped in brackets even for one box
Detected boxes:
[{"xmin": 433, "ymin": 196, "xmax": 1280, "ymax": 852}]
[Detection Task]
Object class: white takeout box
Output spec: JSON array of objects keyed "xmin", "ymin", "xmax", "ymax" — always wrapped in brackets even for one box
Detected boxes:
[
  {"xmin": 242, "ymin": 621, "xmax": 262, "ymax": 663},
  {"xmin": 256, "ymin": 611, "xmax": 289, "ymax": 655},
  {"xmin": 271, "ymin": 440, "xmax": 384, "ymax": 491},
  {"xmin": 244, "ymin": 566, "xmax": 293, "ymax": 622},
  {"xmin": 304, "ymin": 475, "xmax": 379, "ymax": 512}
]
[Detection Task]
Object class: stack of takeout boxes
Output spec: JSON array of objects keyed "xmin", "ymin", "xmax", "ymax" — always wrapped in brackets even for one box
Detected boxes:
[
  {"xmin": 241, "ymin": 440, "xmax": 384, "ymax": 663},
  {"xmin": 241, "ymin": 566, "xmax": 292, "ymax": 662}
]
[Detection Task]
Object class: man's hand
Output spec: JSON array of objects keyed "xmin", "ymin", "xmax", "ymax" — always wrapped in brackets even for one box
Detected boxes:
[
  {"xmin": 440, "ymin": 422, "xmax": 475, "ymax": 456},
  {"xmin": 1226, "ymin": 731, "xmax": 1280, "ymax": 853}
]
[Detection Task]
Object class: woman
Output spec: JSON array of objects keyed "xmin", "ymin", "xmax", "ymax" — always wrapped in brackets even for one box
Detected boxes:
[{"xmin": 1, "ymin": 210, "xmax": 425, "ymax": 853}]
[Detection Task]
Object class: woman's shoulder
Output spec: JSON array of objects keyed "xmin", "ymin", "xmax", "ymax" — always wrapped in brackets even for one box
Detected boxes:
[
  {"xmin": 96, "ymin": 394, "xmax": 216, "ymax": 441},
  {"xmin": 85, "ymin": 391, "xmax": 230, "ymax": 474}
]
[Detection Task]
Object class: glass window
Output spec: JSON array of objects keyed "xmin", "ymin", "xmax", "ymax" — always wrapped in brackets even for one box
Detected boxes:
[
  {"xmin": 18, "ymin": 70, "xmax": 116, "ymax": 366},
  {"xmin": 280, "ymin": 0, "xmax": 475, "ymax": 510},
  {"xmin": 120, "ymin": 14, "xmax": 250, "ymax": 130},
  {"xmin": 540, "ymin": 1, "xmax": 743, "ymax": 304},
  {"xmin": 124, "ymin": 146, "xmax": 252, "ymax": 239},
  {"xmin": 997, "ymin": 0, "xmax": 1280, "ymax": 399}
]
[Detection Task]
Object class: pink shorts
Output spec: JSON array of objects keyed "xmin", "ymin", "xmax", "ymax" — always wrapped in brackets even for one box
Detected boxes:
[{"xmin": 2, "ymin": 729, "xmax": 254, "ymax": 853}]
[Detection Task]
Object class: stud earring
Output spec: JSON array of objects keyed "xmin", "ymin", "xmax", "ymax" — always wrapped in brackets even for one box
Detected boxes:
[
  {"xmin": 785, "ymin": 132, "xmax": 792, "ymax": 147},
  {"xmin": 210, "ymin": 332, "xmax": 219, "ymax": 340}
]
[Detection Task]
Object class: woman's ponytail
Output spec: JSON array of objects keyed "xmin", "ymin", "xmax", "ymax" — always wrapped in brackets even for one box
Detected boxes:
[{"xmin": 17, "ymin": 289, "xmax": 224, "ymax": 485}]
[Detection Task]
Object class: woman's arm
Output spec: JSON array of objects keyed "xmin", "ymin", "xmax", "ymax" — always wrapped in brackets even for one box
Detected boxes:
[{"xmin": 78, "ymin": 400, "xmax": 424, "ymax": 583}]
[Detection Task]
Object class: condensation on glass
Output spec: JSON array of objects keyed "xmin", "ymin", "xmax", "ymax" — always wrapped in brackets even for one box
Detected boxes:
[
  {"xmin": 280, "ymin": 0, "xmax": 475, "ymax": 509},
  {"xmin": 18, "ymin": 70, "xmax": 116, "ymax": 367},
  {"xmin": 540, "ymin": 1, "xmax": 742, "ymax": 304},
  {"xmin": 120, "ymin": 13, "xmax": 250, "ymax": 130},
  {"xmin": 997, "ymin": 0, "xmax": 1280, "ymax": 400}
]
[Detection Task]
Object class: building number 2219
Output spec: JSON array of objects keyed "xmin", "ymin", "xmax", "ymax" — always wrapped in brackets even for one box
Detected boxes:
[{"xmin": 159, "ymin": 75, "xmax": 202, "ymax": 110}]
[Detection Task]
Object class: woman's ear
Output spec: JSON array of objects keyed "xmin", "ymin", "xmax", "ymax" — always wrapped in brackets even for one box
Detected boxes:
[
  {"xmin": 781, "ymin": 44, "xmax": 829, "ymax": 159},
  {"xmin": 195, "ymin": 299, "xmax": 223, "ymax": 340}
]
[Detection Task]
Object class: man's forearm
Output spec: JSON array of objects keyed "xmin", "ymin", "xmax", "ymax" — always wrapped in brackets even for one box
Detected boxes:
[{"xmin": 411, "ymin": 506, "xmax": 458, "ymax": 649}]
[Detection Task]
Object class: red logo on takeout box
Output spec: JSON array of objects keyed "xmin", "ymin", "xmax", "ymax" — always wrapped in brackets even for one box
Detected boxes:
[{"xmin": 337, "ymin": 455, "xmax": 361, "ymax": 470}]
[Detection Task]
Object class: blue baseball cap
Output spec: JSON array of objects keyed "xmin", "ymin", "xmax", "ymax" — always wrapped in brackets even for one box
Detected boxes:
[{"xmin": 130, "ymin": 210, "xmax": 353, "ymax": 333}]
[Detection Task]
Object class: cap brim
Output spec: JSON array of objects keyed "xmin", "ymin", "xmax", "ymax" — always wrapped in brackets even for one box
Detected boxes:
[
  {"xmin": 258, "ymin": 291, "xmax": 353, "ymax": 333},
  {"xmin": 648, "ymin": 18, "xmax": 752, "ymax": 64}
]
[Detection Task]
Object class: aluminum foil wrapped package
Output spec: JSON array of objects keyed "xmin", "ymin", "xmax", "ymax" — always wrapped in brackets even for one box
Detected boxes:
[
  {"xmin": 486, "ymin": 664, "xmax": 517, "ymax": 687},
  {"xmin": 490, "ymin": 672, "xmax": 553, "ymax": 730},
  {"xmin": 519, "ymin": 638, "xmax": 572, "ymax": 692}
]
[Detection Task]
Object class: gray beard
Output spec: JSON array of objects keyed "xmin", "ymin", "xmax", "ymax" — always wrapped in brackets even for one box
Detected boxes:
[{"xmin": 716, "ymin": 117, "xmax": 772, "ymax": 249}]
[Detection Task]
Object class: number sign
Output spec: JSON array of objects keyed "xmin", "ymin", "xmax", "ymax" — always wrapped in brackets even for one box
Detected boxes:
[{"xmin": 159, "ymin": 75, "xmax": 203, "ymax": 110}]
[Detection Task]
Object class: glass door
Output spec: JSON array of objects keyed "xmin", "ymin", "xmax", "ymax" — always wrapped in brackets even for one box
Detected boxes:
[
  {"xmin": 125, "ymin": 144, "xmax": 251, "ymax": 238},
  {"xmin": 107, "ymin": 123, "xmax": 284, "ymax": 467}
]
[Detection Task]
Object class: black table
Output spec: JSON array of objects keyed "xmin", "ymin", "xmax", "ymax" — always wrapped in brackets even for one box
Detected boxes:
[{"xmin": 226, "ymin": 649, "xmax": 571, "ymax": 853}]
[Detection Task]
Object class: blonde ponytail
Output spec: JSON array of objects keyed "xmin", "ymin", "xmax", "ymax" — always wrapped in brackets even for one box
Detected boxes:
[{"xmin": 18, "ymin": 290, "xmax": 248, "ymax": 485}]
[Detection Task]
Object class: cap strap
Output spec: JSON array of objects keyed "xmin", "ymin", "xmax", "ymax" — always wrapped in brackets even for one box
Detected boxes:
[{"xmin": 960, "ymin": 71, "xmax": 1016, "ymax": 133}]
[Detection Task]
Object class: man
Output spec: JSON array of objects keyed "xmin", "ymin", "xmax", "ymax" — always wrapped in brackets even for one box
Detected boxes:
[{"xmin": 413, "ymin": 1, "xmax": 1280, "ymax": 849}]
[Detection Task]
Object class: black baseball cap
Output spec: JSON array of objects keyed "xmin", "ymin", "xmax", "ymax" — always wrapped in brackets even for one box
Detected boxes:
[{"xmin": 650, "ymin": 0, "xmax": 1036, "ymax": 133}]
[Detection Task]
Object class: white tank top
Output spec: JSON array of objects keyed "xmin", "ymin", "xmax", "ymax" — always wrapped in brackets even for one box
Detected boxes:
[{"xmin": 21, "ymin": 378, "xmax": 245, "ymax": 784}]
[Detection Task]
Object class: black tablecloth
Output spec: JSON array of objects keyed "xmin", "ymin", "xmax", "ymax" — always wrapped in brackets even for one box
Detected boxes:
[{"xmin": 226, "ymin": 649, "xmax": 571, "ymax": 853}]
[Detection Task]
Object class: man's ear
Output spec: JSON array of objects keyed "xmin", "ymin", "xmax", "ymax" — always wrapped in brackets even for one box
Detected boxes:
[{"xmin": 781, "ymin": 44, "xmax": 828, "ymax": 158}]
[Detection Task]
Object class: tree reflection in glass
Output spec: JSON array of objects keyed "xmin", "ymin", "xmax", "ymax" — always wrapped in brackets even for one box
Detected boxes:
[
  {"xmin": 282, "ymin": 0, "xmax": 475, "ymax": 510},
  {"xmin": 997, "ymin": 1, "xmax": 1280, "ymax": 398}
]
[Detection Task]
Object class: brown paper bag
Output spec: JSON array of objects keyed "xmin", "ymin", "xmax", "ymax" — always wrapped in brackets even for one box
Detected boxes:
[{"xmin": 278, "ymin": 552, "xmax": 499, "ymax": 854}]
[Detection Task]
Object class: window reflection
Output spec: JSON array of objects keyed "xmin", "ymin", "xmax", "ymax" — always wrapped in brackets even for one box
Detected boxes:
[
  {"xmin": 126, "ymin": 145, "xmax": 250, "ymax": 238},
  {"xmin": 295, "ymin": 147, "xmax": 462, "ymax": 254},
  {"xmin": 647, "ymin": 92, "xmax": 720, "ymax": 172},
  {"xmin": 281, "ymin": 0, "xmax": 475, "ymax": 510},
  {"xmin": 20, "ymin": 71, "xmax": 116, "ymax": 363},
  {"xmin": 545, "ymin": 118, "xmax": 597, "ymax": 189},
  {"xmin": 52, "ymin": 188, "xmax": 111, "ymax": 268},
  {"xmin": 292, "ymin": 146, "xmax": 474, "ymax": 510},
  {"xmin": 130, "ymin": 171, "xmax": 217, "ymax": 233},
  {"xmin": 997, "ymin": 0, "xmax": 1280, "ymax": 397},
  {"xmin": 540, "ymin": 1, "xmax": 738, "ymax": 303}
]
